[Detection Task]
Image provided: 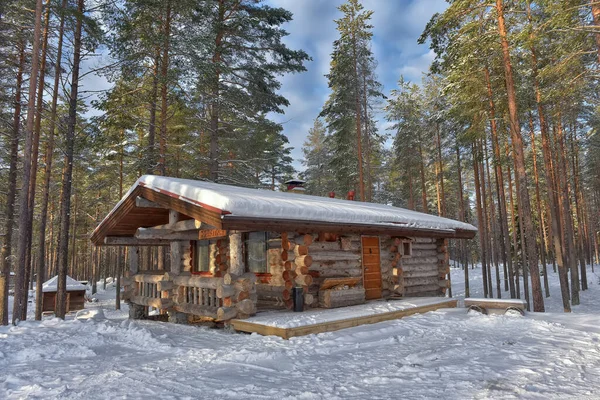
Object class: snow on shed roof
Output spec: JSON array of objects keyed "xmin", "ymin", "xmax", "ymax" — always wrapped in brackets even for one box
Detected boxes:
[
  {"xmin": 130, "ymin": 175, "xmax": 477, "ymax": 234},
  {"xmin": 42, "ymin": 275, "xmax": 87, "ymax": 293}
]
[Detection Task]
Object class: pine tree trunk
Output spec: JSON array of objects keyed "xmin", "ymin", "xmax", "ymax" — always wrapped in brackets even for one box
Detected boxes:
[
  {"xmin": 555, "ymin": 116, "xmax": 579, "ymax": 305},
  {"xmin": 418, "ymin": 137, "xmax": 428, "ymax": 213},
  {"xmin": 527, "ymin": 13, "xmax": 571, "ymax": 311},
  {"xmin": 495, "ymin": 0, "xmax": 544, "ymax": 312},
  {"xmin": 484, "ymin": 140, "xmax": 501, "ymax": 298},
  {"xmin": 456, "ymin": 145, "xmax": 469, "ymax": 298},
  {"xmin": 209, "ymin": 1, "xmax": 225, "ymax": 181},
  {"xmin": 12, "ymin": 0, "xmax": 44, "ymax": 324},
  {"xmin": 484, "ymin": 66, "xmax": 515, "ymax": 298},
  {"xmin": 351, "ymin": 28, "xmax": 365, "ymax": 202},
  {"xmin": 528, "ymin": 113, "xmax": 550, "ymax": 298},
  {"xmin": 147, "ymin": 49, "xmax": 160, "ymax": 174},
  {"xmin": 478, "ymin": 140, "xmax": 493, "ymax": 297},
  {"xmin": 505, "ymin": 142, "xmax": 521, "ymax": 298},
  {"xmin": 55, "ymin": 0, "xmax": 84, "ymax": 319},
  {"xmin": 0, "ymin": 42, "xmax": 25, "ymax": 326},
  {"xmin": 21, "ymin": 0, "xmax": 52, "ymax": 320},
  {"xmin": 36, "ymin": 0, "xmax": 66, "ymax": 317},
  {"xmin": 362, "ymin": 73, "xmax": 372, "ymax": 202},
  {"xmin": 473, "ymin": 142, "xmax": 489, "ymax": 298},
  {"xmin": 158, "ymin": 0, "xmax": 171, "ymax": 176}
]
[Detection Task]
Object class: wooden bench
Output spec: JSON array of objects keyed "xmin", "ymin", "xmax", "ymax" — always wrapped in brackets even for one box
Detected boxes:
[{"xmin": 464, "ymin": 298, "xmax": 526, "ymax": 315}]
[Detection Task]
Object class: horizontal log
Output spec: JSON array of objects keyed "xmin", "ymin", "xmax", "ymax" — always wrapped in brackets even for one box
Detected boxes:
[
  {"xmin": 104, "ymin": 237, "xmax": 170, "ymax": 246},
  {"xmin": 402, "ymin": 257, "xmax": 438, "ymax": 265},
  {"xmin": 130, "ymin": 295, "xmax": 172, "ymax": 309},
  {"xmin": 173, "ymin": 275, "xmax": 223, "ymax": 289},
  {"xmin": 304, "ymin": 293, "xmax": 315, "ymax": 306},
  {"xmin": 411, "ymin": 243, "xmax": 438, "ymax": 250},
  {"xmin": 413, "ymin": 237, "xmax": 434, "ymax": 243},
  {"xmin": 133, "ymin": 274, "xmax": 166, "ymax": 283},
  {"xmin": 403, "ymin": 284, "xmax": 442, "ymax": 294},
  {"xmin": 313, "ymin": 268, "xmax": 362, "ymax": 278},
  {"xmin": 404, "ymin": 276, "xmax": 440, "ymax": 287},
  {"xmin": 309, "ymin": 241, "xmax": 342, "ymax": 252},
  {"xmin": 411, "ymin": 249, "xmax": 438, "ymax": 258},
  {"xmin": 319, "ymin": 287, "xmax": 365, "ymax": 308},
  {"xmin": 310, "ymin": 252, "xmax": 360, "ymax": 262},
  {"xmin": 320, "ymin": 277, "xmax": 362, "ymax": 290},
  {"xmin": 216, "ymin": 283, "xmax": 235, "ymax": 299},
  {"xmin": 403, "ymin": 269, "xmax": 439, "ymax": 278},
  {"xmin": 173, "ymin": 303, "xmax": 218, "ymax": 318},
  {"xmin": 236, "ymin": 298, "xmax": 256, "ymax": 314},
  {"xmin": 310, "ymin": 260, "xmax": 362, "ymax": 270},
  {"xmin": 295, "ymin": 255, "xmax": 313, "ymax": 268},
  {"xmin": 216, "ymin": 306, "xmax": 238, "ymax": 321}
]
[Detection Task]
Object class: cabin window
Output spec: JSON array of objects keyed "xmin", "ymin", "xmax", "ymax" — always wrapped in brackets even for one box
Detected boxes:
[
  {"xmin": 402, "ymin": 241, "xmax": 412, "ymax": 257},
  {"xmin": 193, "ymin": 240, "xmax": 210, "ymax": 273},
  {"xmin": 245, "ymin": 232, "xmax": 267, "ymax": 273}
]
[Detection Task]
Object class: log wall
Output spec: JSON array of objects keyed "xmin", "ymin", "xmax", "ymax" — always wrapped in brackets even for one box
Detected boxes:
[{"xmin": 256, "ymin": 233, "xmax": 449, "ymax": 309}]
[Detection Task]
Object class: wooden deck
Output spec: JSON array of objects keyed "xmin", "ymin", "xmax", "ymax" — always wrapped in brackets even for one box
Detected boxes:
[{"xmin": 230, "ymin": 297, "xmax": 458, "ymax": 339}]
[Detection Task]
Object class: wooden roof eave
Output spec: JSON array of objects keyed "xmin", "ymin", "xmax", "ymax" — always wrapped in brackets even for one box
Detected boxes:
[
  {"xmin": 221, "ymin": 216, "xmax": 477, "ymax": 239},
  {"xmin": 90, "ymin": 184, "xmax": 227, "ymax": 246}
]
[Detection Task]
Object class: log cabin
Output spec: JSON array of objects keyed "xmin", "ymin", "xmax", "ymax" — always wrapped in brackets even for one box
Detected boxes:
[
  {"xmin": 41, "ymin": 275, "xmax": 87, "ymax": 313},
  {"xmin": 91, "ymin": 175, "xmax": 476, "ymax": 324}
]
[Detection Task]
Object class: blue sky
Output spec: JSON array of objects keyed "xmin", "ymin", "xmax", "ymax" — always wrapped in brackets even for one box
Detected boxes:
[{"xmin": 266, "ymin": 0, "xmax": 448, "ymax": 169}]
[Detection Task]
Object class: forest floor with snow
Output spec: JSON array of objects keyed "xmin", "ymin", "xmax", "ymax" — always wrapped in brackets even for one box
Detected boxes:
[{"xmin": 2, "ymin": 265, "xmax": 600, "ymax": 399}]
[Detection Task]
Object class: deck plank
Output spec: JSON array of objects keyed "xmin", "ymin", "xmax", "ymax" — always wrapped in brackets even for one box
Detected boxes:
[{"xmin": 231, "ymin": 298, "xmax": 457, "ymax": 339}]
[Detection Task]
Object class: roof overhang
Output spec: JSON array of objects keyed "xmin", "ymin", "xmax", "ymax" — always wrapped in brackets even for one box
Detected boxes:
[{"xmin": 91, "ymin": 181, "xmax": 477, "ymax": 246}]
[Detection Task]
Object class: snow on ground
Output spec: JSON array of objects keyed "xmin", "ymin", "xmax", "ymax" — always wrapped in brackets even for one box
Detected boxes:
[{"xmin": 1, "ymin": 267, "xmax": 600, "ymax": 399}]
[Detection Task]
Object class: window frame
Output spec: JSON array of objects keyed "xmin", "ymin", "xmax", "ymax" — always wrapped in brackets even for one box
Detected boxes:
[
  {"xmin": 191, "ymin": 240, "xmax": 211, "ymax": 275},
  {"xmin": 244, "ymin": 231, "xmax": 270, "ymax": 276},
  {"xmin": 401, "ymin": 240, "xmax": 413, "ymax": 258}
]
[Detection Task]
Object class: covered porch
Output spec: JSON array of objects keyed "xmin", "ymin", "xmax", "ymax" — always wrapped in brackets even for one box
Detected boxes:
[{"xmin": 230, "ymin": 297, "xmax": 458, "ymax": 339}]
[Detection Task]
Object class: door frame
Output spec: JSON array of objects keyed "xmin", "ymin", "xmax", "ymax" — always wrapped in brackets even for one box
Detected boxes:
[{"xmin": 361, "ymin": 235, "xmax": 382, "ymax": 300}]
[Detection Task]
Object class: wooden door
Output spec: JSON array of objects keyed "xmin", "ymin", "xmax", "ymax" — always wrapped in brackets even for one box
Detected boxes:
[{"xmin": 361, "ymin": 236, "xmax": 382, "ymax": 300}]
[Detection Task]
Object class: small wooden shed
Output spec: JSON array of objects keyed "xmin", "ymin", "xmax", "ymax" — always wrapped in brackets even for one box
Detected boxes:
[
  {"xmin": 91, "ymin": 175, "xmax": 477, "ymax": 326},
  {"xmin": 42, "ymin": 275, "xmax": 87, "ymax": 312}
]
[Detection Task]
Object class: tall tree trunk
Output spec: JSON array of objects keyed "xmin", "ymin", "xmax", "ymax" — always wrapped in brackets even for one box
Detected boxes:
[
  {"xmin": 484, "ymin": 140, "xmax": 501, "ymax": 298},
  {"xmin": 12, "ymin": 0, "xmax": 44, "ymax": 324},
  {"xmin": 23, "ymin": 2, "xmax": 51, "ymax": 320},
  {"xmin": 484, "ymin": 66, "xmax": 515, "ymax": 298},
  {"xmin": 435, "ymin": 123, "xmax": 446, "ymax": 217},
  {"xmin": 570, "ymin": 126, "xmax": 587, "ymax": 290},
  {"xmin": 473, "ymin": 142, "xmax": 489, "ymax": 298},
  {"xmin": 55, "ymin": 0, "xmax": 84, "ymax": 319},
  {"xmin": 1, "ymin": 42, "xmax": 25, "ymax": 326},
  {"xmin": 362, "ymin": 73, "xmax": 373, "ymax": 202},
  {"xmin": 456, "ymin": 145, "xmax": 468, "ymax": 298},
  {"xmin": 526, "ymin": 5, "xmax": 570, "ymax": 311},
  {"xmin": 36, "ymin": 0, "xmax": 67, "ymax": 321},
  {"xmin": 158, "ymin": 0, "xmax": 171, "ymax": 176},
  {"xmin": 351, "ymin": 28, "xmax": 365, "ymax": 201},
  {"xmin": 555, "ymin": 116, "xmax": 579, "ymax": 305},
  {"xmin": 147, "ymin": 49, "xmax": 160, "ymax": 174},
  {"xmin": 495, "ymin": 0, "xmax": 544, "ymax": 312},
  {"xmin": 418, "ymin": 137, "xmax": 428, "ymax": 213},
  {"xmin": 528, "ymin": 113, "xmax": 550, "ymax": 298},
  {"xmin": 209, "ymin": 1, "xmax": 225, "ymax": 181},
  {"xmin": 478, "ymin": 140, "xmax": 493, "ymax": 297},
  {"xmin": 505, "ymin": 141, "xmax": 520, "ymax": 298}
]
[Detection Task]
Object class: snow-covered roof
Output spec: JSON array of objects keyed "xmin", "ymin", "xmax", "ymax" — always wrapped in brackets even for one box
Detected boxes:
[
  {"xmin": 42, "ymin": 275, "xmax": 87, "ymax": 293},
  {"xmin": 105, "ymin": 175, "xmax": 476, "ymax": 235}
]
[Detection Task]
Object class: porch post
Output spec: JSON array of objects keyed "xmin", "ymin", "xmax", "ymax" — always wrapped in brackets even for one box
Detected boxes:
[{"xmin": 128, "ymin": 246, "xmax": 146, "ymax": 319}]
